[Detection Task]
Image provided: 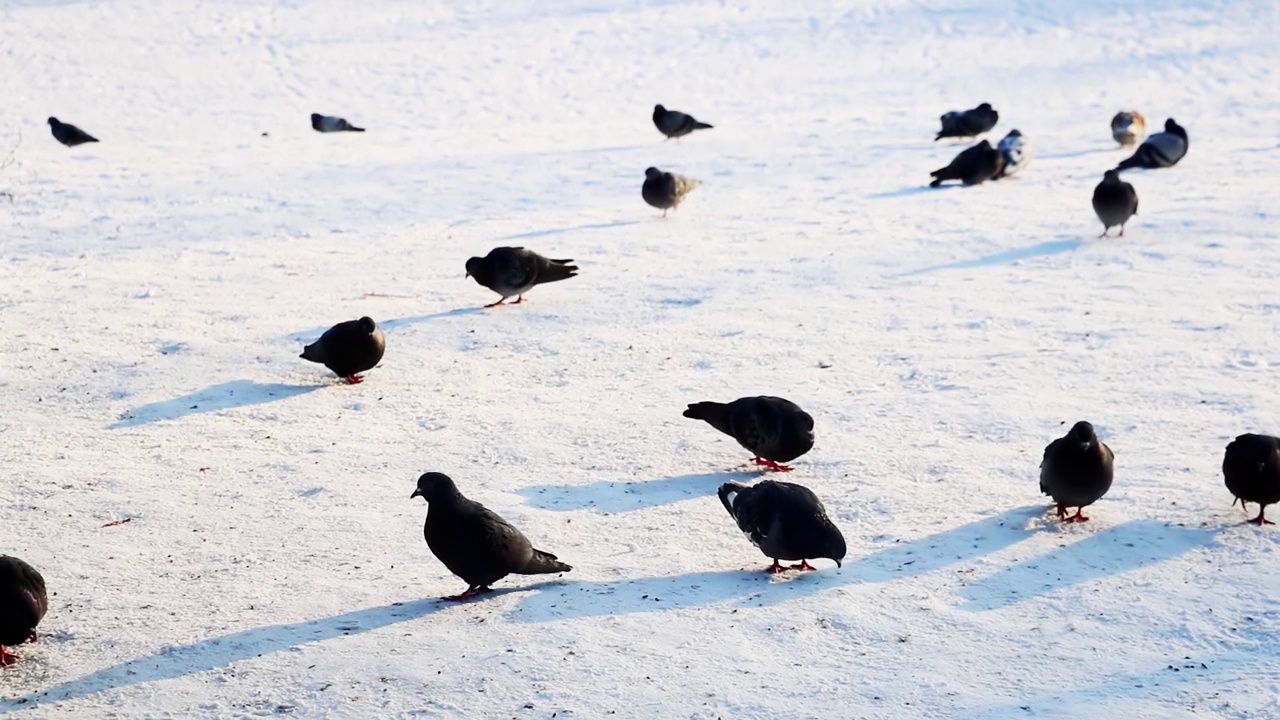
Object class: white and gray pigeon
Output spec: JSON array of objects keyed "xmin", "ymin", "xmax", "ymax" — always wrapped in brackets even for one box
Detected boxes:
[
  {"xmin": 411, "ymin": 472, "xmax": 571, "ymax": 601},
  {"xmin": 1111, "ymin": 111, "xmax": 1146, "ymax": 147},
  {"xmin": 994, "ymin": 129, "xmax": 1031, "ymax": 178},
  {"xmin": 642, "ymin": 167, "xmax": 701, "ymax": 217},
  {"xmin": 1116, "ymin": 118, "xmax": 1187, "ymax": 171},
  {"xmin": 718, "ymin": 480, "xmax": 846, "ymax": 573},
  {"xmin": 465, "ymin": 246, "xmax": 578, "ymax": 307},
  {"xmin": 652, "ymin": 104, "xmax": 713, "ymax": 140},
  {"xmin": 683, "ymin": 396, "xmax": 815, "ymax": 472},
  {"xmin": 311, "ymin": 113, "xmax": 365, "ymax": 133},
  {"xmin": 47, "ymin": 117, "xmax": 98, "ymax": 147}
]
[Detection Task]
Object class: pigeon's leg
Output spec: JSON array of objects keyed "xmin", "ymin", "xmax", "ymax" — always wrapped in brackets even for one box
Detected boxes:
[
  {"xmin": 1119, "ymin": 224, "xmax": 1126, "ymax": 237},
  {"xmin": 511, "ymin": 295, "xmax": 525, "ymax": 305},
  {"xmin": 484, "ymin": 298, "xmax": 508, "ymax": 308},
  {"xmin": 25, "ymin": 632, "xmax": 37, "ymax": 644},
  {"xmin": 0, "ymin": 646, "xmax": 18, "ymax": 667},
  {"xmin": 344, "ymin": 375, "xmax": 364, "ymax": 384},
  {"xmin": 768, "ymin": 560, "xmax": 788, "ymax": 574},
  {"xmin": 1098, "ymin": 228, "xmax": 1110, "ymax": 239},
  {"xmin": 1248, "ymin": 508, "xmax": 1275, "ymax": 526},
  {"xmin": 789, "ymin": 560, "xmax": 818, "ymax": 571},
  {"xmin": 1066, "ymin": 508, "xmax": 1090, "ymax": 523},
  {"xmin": 751, "ymin": 457, "xmax": 794, "ymax": 472},
  {"xmin": 443, "ymin": 585, "xmax": 494, "ymax": 602}
]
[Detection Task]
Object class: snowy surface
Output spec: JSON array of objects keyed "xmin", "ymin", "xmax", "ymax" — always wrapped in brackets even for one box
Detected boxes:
[{"xmin": 2, "ymin": 0, "xmax": 1280, "ymax": 717}]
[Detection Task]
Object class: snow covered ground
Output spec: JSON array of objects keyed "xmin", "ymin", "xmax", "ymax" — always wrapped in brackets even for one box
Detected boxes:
[{"xmin": 2, "ymin": 0, "xmax": 1280, "ymax": 716}]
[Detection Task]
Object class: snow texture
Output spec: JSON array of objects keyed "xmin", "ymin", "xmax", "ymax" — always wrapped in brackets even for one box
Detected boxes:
[{"xmin": 2, "ymin": 0, "xmax": 1280, "ymax": 717}]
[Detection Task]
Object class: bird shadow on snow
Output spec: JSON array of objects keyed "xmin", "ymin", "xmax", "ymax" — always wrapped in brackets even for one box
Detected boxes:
[
  {"xmin": 865, "ymin": 184, "xmax": 955, "ymax": 199},
  {"xmin": 0, "ymin": 598, "xmax": 445, "ymax": 714},
  {"xmin": 507, "ymin": 506, "xmax": 1046, "ymax": 623},
  {"xmin": 517, "ymin": 471, "xmax": 759, "ymax": 513},
  {"xmin": 110, "ymin": 380, "xmax": 323, "ymax": 428},
  {"xmin": 899, "ymin": 236, "xmax": 1084, "ymax": 276},
  {"xmin": 288, "ymin": 307, "xmax": 482, "ymax": 341},
  {"xmin": 493, "ymin": 219, "xmax": 641, "ymax": 242},
  {"xmin": 959, "ymin": 519, "xmax": 1219, "ymax": 611}
]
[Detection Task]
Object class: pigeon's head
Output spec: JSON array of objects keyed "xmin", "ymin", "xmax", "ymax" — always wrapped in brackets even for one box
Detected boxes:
[
  {"xmin": 1102, "ymin": 169, "xmax": 1121, "ymax": 183},
  {"xmin": 1164, "ymin": 118, "xmax": 1178, "ymax": 132},
  {"xmin": 1006, "ymin": 129, "xmax": 1022, "ymax": 137},
  {"xmin": 357, "ymin": 316, "xmax": 377, "ymax": 334},
  {"xmin": 464, "ymin": 256, "xmax": 484, "ymax": 280},
  {"xmin": 976, "ymin": 140, "xmax": 992, "ymax": 150},
  {"xmin": 1068, "ymin": 421, "xmax": 1097, "ymax": 445},
  {"xmin": 815, "ymin": 523, "xmax": 847, "ymax": 568},
  {"xmin": 977, "ymin": 103, "xmax": 993, "ymax": 111},
  {"xmin": 644, "ymin": 167, "xmax": 662, "ymax": 180},
  {"xmin": 411, "ymin": 472, "xmax": 459, "ymax": 502},
  {"xmin": 47, "ymin": 117, "xmax": 58, "ymax": 126},
  {"xmin": 653, "ymin": 104, "xmax": 666, "ymax": 114}
]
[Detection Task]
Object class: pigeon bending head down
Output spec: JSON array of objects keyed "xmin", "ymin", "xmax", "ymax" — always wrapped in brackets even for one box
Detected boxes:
[
  {"xmin": 718, "ymin": 480, "xmax": 846, "ymax": 573},
  {"xmin": 0, "ymin": 555, "xmax": 47, "ymax": 668},
  {"xmin": 465, "ymin": 246, "xmax": 578, "ymax": 308},
  {"xmin": 683, "ymin": 396, "xmax": 814, "ymax": 472},
  {"xmin": 299, "ymin": 316, "xmax": 385, "ymax": 384}
]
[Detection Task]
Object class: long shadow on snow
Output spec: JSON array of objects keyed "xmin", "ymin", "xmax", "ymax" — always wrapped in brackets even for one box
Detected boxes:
[
  {"xmin": 494, "ymin": 219, "xmax": 641, "ymax": 241},
  {"xmin": 111, "ymin": 380, "xmax": 323, "ymax": 428},
  {"xmin": 866, "ymin": 184, "xmax": 959, "ymax": 199},
  {"xmin": 0, "ymin": 598, "xmax": 447, "ymax": 714},
  {"xmin": 507, "ymin": 506, "xmax": 1042, "ymax": 622},
  {"xmin": 289, "ymin": 306, "xmax": 482, "ymax": 341},
  {"xmin": 959, "ymin": 519, "xmax": 1219, "ymax": 611},
  {"xmin": 900, "ymin": 237, "xmax": 1083, "ymax": 276},
  {"xmin": 517, "ymin": 471, "xmax": 758, "ymax": 512}
]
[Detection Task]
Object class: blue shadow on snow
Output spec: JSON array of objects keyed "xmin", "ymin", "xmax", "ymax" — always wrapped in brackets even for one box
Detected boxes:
[
  {"xmin": 518, "ymin": 471, "xmax": 758, "ymax": 513},
  {"xmin": 900, "ymin": 237, "xmax": 1083, "ymax": 276},
  {"xmin": 494, "ymin": 219, "xmax": 640, "ymax": 241},
  {"xmin": 111, "ymin": 380, "xmax": 323, "ymax": 428}
]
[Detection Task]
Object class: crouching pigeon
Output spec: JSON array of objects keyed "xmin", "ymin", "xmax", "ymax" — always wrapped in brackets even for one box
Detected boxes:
[
  {"xmin": 935, "ymin": 103, "xmax": 998, "ymax": 141},
  {"xmin": 1222, "ymin": 434, "xmax": 1280, "ymax": 525},
  {"xmin": 642, "ymin": 167, "xmax": 701, "ymax": 216},
  {"xmin": 994, "ymin": 129, "xmax": 1031, "ymax": 178},
  {"xmin": 311, "ymin": 113, "xmax": 365, "ymax": 133},
  {"xmin": 1040, "ymin": 421, "xmax": 1114, "ymax": 522},
  {"xmin": 47, "ymin": 117, "xmax": 98, "ymax": 147},
  {"xmin": 412, "ymin": 472, "xmax": 571, "ymax": 601},
  {"xmin": 718, "ymin": 480, "xmax": 846, "ymax": 573},
  {"xmin": 1116, "ymin": 118, "xmax": 1187, "ymax": 171},
  {"xmin": 683, "ymin": 396, "xmax": 814, "ymax": 472},
  {"xmin": 300, "ymin": 316, "xmax": 386, "ymax": 384},
  {"xmin": 1092, "ymin": 170, "xmax": 1138, "ymax": 237},
  {"xmin": 929, "ymin": 140, "xmax": 1004, "ymax": 187},
  {"xmin": 1111, "ymin": 111, "xmax": 1146, "ymax": 147},
  {"xmin": 1, "ymin": 555, "xmax": 47, "ymax": 667},
  {"xmin": 652, "ymin": 104, "xmax": 713, "ymax": 140},
  {"xmin": 465, "ymin": 246, "xmax": 578, "ymax": 307}
]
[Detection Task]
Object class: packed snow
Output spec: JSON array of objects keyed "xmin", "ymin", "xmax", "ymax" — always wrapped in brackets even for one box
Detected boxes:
[{"xmin": 2, "ymin": 0, "xmax": 1280, "ymax": 717}]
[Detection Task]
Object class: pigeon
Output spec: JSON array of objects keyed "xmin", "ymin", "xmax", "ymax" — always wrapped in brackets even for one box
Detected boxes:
[
  {"xmin": 465, "ymin": 246, "xmax": 578, "ymax": 307},
  {"xmin": 652, "ymin": 104, "xmax": 713, "ymax": 140},
  {"xmin": 1092, "ymin": 170, "xmax": 1139, "ymax": 238},
  {"xmin": 642, "ymin": 167, "xmax": 701, "ymax": 217},
  {"xmin": 1116, "ymin": 118, "xmax": 1187, "ymax": 171},
  {"xmin": 929, "ymin": 140, "xmax": 1005, "ymax": 187},
  {"xmin": 411, "ymin": 472, "xmax": 571, "ymax": 601},
  {"xmin": 935, "ymin": 103, "xmax": 999, "ymax": 141},
  {"xmin": 47, "ymin": 117, "xmax": 98, "ymax": 147},
  {"xmin": 1111, "ymin": 111, "xmax": 1146, "ymax": 147},
  {"xmin": 683, "ymin": 396, "xmax": 815, "ymax": 472},
  {"xmin": 717, "ymin": 480, "xmax": 846, "ymax": 573},
  {"xmin": 310, "ymin": 113, "xmax": 365, "ymax": 133},
  {"xmin": 0, "ymin": 555, "xmax": 47, "ymax": 668},
  {"xmin": 299, "ymin": 316, "xmax": 386, "ymax": 384},
  {"xmin": 1039, "ymin": 421, "xmax": 1114, "ymax": 522},
  {"xmin": 994, "ymin": 129, "xmax": 1031, "ymax": 179},
  {"xmin": 1222, "ymin": 434, "xmax": 1280, "ymax": 525}
]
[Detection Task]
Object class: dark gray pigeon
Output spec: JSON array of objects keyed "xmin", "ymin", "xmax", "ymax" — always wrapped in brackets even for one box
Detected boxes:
[
  {"xmin": 683, "ymin": 396, "xmax": 815, "ymax": 472},
  {"xmin": 311, "ymin": 113, "xmax": 365, "ymax": 133},
  {"xmin": 1222, "ymin": 434, "xmax": 1280, "ymax": 525},
  {"xmin": 929, "ymin": 140, "xmax": 1004, "ymax": 187},
  {"xmin": 718, "ymin": 480, "xmax": 846, "ymax": 573},
  {"xmin": 642, "ymin": 166, "xmax": 701, "ymax": 217},
  {"xmin": 0, "ymin": 555, "xmax": 47, "ymax": 668},
  {"xmin": 653, "ymin": 104, "xmax": 713, "ymax": 140},
  {"xmin": 465, "ymin": 246, "xmax": 578, "ymax": 307},
  {"xmin": 1116, "ymin": 118, "xmax": 1187, "ymax": 171},
  {"xmin": 300, "ymin": 316, "xmax": 386, "ymax": 384},
  {"xmin": 47, "ymin": 117, "xmax": 97, "ymax": 147},
  {"xmin": 411, "ymin": 472, "xmax": 571, "ymax": 601},
  {"xmin": 1092, "ymin": 170, "xmax": 1138, "ymax": 237},
  {"xmin": 935, "ymin": 103, "xmax": 998, "ymax": 141},
  {"xmin": 1040, "ymin": 421, "xmax": 1114, "ymax": 522}
]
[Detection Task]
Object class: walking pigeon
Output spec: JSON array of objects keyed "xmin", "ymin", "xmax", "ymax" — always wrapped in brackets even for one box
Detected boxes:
[
  {"xmin": 935, "ymin": 103, "xmax": 998, "ymax": 141},
  {"xmin": 683, "ymin": 396, "xmax": 814, "ymax": 472},
  {"xmin": 1116, "ymin": 118, "xmax": 1187, "ymax": 171},
  {"xmin": 311, "ymin": 113, "xmax": 365, "ymax": 133},
  {"xmin": 300, "ymin": 316, "xmax": 386, "ymax": 384},
  {"xmin": 1040, "ymin": 421, "xmax": 1114, "ymax": 522},
  {"xmin": 642, "ymin": 167, "xmax": 701, "ymax": 216},
  {"xmin": 47, "ymin": 117, "xmax": 98, "ymax": 147},
  {"xmin": 652, "ymin": 104, "xmax": 713, "ymax": 140},
  {"xmin": 1092, "ymin": 170, "xmax": 1139, "ymax": 237},
  {"xmin": 718, "ymin": 480, "xmax": 846, "ymax": 573},
  {"xmin": 465, "ymin": 246, "xmax": 578, "ymax": 307},
  {"xmin": 411, "ymin": 472, "xmax": 571, "ymax": 601},
  {"xmin": 0, "ymin": 555, "xmax": 47, "ymax": 668},
  {"xmin": 994, "ymin": 129, "xmax": 1031, "ymax": 178},
  {"xmin": 929, "ymin": 140, "xmax": 1004, "ymax": 187},
  {"xmin": 1111, "ymin": 111, "xmax": 1146, "ymax": 147},
  {"xmin": 1222, "ymin": 434, "xmax": 1280, "ymax": 525}
]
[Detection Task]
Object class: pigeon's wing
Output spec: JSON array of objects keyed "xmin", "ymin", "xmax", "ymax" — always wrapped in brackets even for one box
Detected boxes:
[
  {"xmin": 499, "ymin": 249, "xmax": 541, "ymax": 290},
  {"xmin": 1144, "ymin": 132, "xmax": 1186, "ymax": 164},
  {"xmin": 728, "ymin": 399, "xmax": 781, "ymax": 456},
  {"xmin": 428, "ymin": 500, "xmax": 533, "ymax": 585},
  {"xmin": 729, "ymin": 485, "xmax": 778, "ymax": 546}
]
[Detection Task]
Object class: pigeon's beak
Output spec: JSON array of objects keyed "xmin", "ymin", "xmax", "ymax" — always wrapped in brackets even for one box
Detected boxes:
[
  {"xmin": 410, "ymin": 489, "xmax": 422, "ymax": 499},
  {"xmin": 835, "ymin": 559, "xmax": 842, "ymax": 568},
  {"xmin": 464, "ymin": 272, "xmax": 471, "ymax": 279}
]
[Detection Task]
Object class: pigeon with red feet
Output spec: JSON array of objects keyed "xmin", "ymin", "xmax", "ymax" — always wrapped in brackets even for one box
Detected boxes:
[
  {"xmin": 1, "ymin": 555, "xmax": 47, "ymax": 668},
  {"xmin": 300, "ymin": 316, "xmax": 385, "ymax": 384},
  {"xmin": 1040, "ymin": 421, "xmax": 1114, "ymax": 523},
  {"xmin": 411, "ymin": 472, "xmax": 571, "ymax": 601},
  {"xmin": 683, "ymin": 396, "xmax": 814, "ymax": 472},
  {"xmin": 652, "ymin": 104, "xmax": 713, "ymax": 140},
  {"xmin": 718, "ymin": 480, "xmax": 845, "ymax": 573},
  {"xmin": 1222, "ymin": 433, "xmax": 1280, "ymax": 526},
  {"xmin": 465, "ymin": 246, "xmax": 578, "ymax": 308},
  {"xmin": 1092, "ymin": 170, "xmax": 1138, "ymax": 238}
]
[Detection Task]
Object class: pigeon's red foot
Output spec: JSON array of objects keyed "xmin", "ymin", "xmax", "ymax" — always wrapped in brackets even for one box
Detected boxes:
[
  {"xmin": 1248, "ymin": 512, "xmax": 1275, "ymax": 526},
  {"xmin": 789, "ymin": 560, "xmax": 817, "ymax": 571},
  {"xmin": 1065, "ymin": 509, "xmax": 1090, "ymax": 523},
  {"xmin": 768, "ymin": 560, "xmax": 788, "ymax": 574},
  {"xmin": 0, "ymin": 646, "xmax": 19, "ymax": 667},
  {"xmin": 484, "ymin": 299, "xmax": 507, "ymax": 308},
  {"xmin": 443, "ymin": 586, "xmax": 493, "ymax": 602},
  {"xmin": 752, "ymin": 457, "xmax": 794, "ymax": 472},
  {"xmin": 25, "ymin": 632, "xmax": 36, "ymax": 644},
  {"xmin": 344, "ymin": 375, "xmax": 364, "ymax": 384},
  {"xmin": 1055, "ymin": 504, "xmax": 1069, "ymax": 520},
  {"xmin": 511, "ymin": 296, "xmax": 525, "ymax": 304},
  {"xmin": 1098, "ymin": 230, "xmax": 1110, "ymax": 238}
]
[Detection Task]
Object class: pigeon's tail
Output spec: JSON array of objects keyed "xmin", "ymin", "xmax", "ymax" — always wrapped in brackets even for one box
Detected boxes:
[
  {"xmin": 346, "ymin": 125, "xmax": 366, "ymax": 132},
  {"xmin": 693, "ymin": 121, "xmax": 713, "ymax": 130},
  {"xmin": 519, "ymin": 549, "xmax": 572, "ymax": 575},
  {"xmin": 717, "ymin": 481, "xmax": 750, "ymax": 518},
  {"xmin": 540, "ymin": 260, "xmax": 578, "ymax": 284},
  {"xmin": 299, "ymin": 342, "xmax": 326, "ymax": 364},
  {"xmin": 1114, "ymin": 156, "xmax": 1142, "ymax": 172}
]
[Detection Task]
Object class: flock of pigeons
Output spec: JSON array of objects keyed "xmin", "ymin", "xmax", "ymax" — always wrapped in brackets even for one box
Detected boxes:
[{"xmin": 1, "ymin": 101, "xmax": 1266, "ymax": 670}]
